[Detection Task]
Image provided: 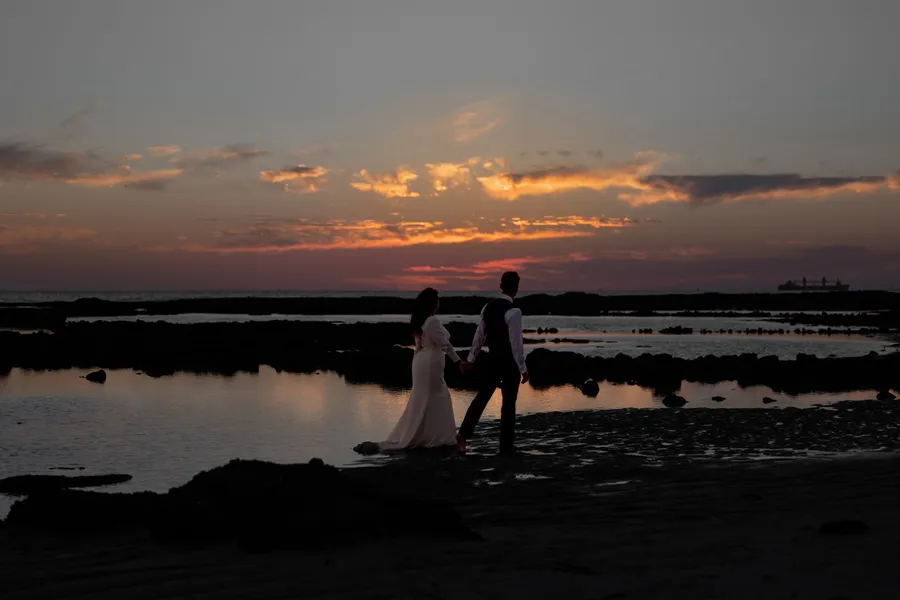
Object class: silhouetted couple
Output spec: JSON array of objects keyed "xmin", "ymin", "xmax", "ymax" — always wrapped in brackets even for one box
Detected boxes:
[{"xmin": 355, "ymin": 271, "xmax": 528, "ymax": 456}]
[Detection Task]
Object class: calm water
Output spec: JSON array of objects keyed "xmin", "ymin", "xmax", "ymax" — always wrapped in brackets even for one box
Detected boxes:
[{"xmin": 0, "ymin": 366, "xmax": 885, "ymax": 517}]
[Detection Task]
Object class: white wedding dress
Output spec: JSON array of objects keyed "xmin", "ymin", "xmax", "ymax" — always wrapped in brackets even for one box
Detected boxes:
[{"xmin": 377, "ymin": 315, "xmax": 461, "ymax": 451}]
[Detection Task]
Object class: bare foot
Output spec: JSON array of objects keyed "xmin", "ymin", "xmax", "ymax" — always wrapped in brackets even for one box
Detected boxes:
[{"xmin": 456, "ymin": 434, "xmax": 467, "ymax": 454}]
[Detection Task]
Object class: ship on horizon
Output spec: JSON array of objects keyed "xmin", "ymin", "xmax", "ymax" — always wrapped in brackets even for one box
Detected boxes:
[{"xmin": 777, "ymin": 277, "xmax": 849, "ymax": 292}]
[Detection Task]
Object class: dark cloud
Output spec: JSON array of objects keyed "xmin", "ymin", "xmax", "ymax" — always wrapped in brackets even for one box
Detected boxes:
[
  {"xmin": 588, "ymin": 149, "xmax": 604, "ymax": 159},
  {"xmin": 640, "ymin": 174, "xmax": 886, "ymax": 205},
  {"xmin": 0, "ymin": 142, "xmax": 180, "ymax": 191},
  {"xmin": 557, "ymin": 150, "xmax": 573, "ymax": 157},
  {"xmin": 57, "ymin": 107, "xmax": 93, "ymax": 140},
  {"xmin": 506, "ymin": 165, "xmax": 588, "ymax": 185},
  {"xmin": 0, "ymin": 142, "xmax": 87, "ymax": 180},
  {"xmin": 171, "ymin": 144, "xmax": 267, "ymax": 169}
]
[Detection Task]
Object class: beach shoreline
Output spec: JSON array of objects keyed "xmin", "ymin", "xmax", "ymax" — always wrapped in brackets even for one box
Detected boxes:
[{"xmin": 2, "ymin": 415, "xmax": 898, "ymax": 598}]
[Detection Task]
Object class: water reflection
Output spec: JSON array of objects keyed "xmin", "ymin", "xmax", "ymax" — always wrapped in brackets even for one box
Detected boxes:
[{"xmin": 0, "ymin": 366, "xmax": 881, "ymax": 505}]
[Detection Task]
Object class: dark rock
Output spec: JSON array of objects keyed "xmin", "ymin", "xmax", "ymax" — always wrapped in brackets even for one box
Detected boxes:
[
  {"xmin": 876, "ymin": 390, "xmax": 896, "ymax": 401},
  {"xmin": 84, "ymin": 369, "xmax": 107, "ymax": 384},
  {"xmin": 353, "ymin": 441, "xmax": 381, "ymax": 455},
  {"xmin": 2, "ymin": 459, "xmax": 478, "ymax": 551},
  {"xmin": 662, "ymin": 394, "xmax": 687, "ymax": 408},
  {"xmin": 763, "ymin": 397, "xmax": 777, "ymax": 404},
  {"xmin": 0, "ymin": 320, "xmax": 899, "ymax": 395},
  {"xmin": 580, "ymin": 379, "xmax": 600, "ymax": 397},
  {"xmin": 660, "ymin": 326, "xmax": 693, "ymax": 335},
  {"xmin": 712, "ymin": 396, "xmax": 726, "ymax": 402},
  {"xmin": 0, "ymin": 473, "xmax": 132, "ymax": 496},
  {"xmin": 818, "ymin": 520, "xmax": 869, "ymax": 536}
]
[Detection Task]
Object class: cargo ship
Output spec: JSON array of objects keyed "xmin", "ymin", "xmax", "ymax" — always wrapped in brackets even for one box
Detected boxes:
[{"xmin": 777, "ymin": 277, "xmax": 849, "ymax": 292}]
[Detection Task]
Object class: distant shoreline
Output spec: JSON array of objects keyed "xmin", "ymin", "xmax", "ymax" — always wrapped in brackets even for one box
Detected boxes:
[{"xmin": 1, "ymin": 290, "xmax": 898, "ymax": 322}]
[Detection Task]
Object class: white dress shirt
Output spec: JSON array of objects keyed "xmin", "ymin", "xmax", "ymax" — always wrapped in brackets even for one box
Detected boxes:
[{"xmin": 467, "ymin": 294, "xmax": 527, "ymax": 374}]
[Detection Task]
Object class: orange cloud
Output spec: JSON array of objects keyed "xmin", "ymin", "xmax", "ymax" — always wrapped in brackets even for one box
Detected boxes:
[
  {"xmin": 888, "ymin": 171, "xmax": 900, "ymax": 190},
  {"xmin": 67, "ymin": 167, "xmax": 184, "ymax": 190},
  {"xmin": 183, "ymin": 214, "xmax": 624, "ymax": 254},
  {"xmin": 477, "ymin": 154, "xmax": 660, "ymax": 201},
  {"xmin": 350, "ymin": 166, "xmax": 420, "ymax": 198},
  {"xmin": 259, "ymin": 164, "xmax": 328, "ymax": 194},
  {"xmin": 403, "ymin": 253, "xmax": 589, "ymax": 276},
  {"xmin": 391, "ymin": 253, "xmax": 591, "ymax": 287},
  {"xmin": 470, "ymin": 253, "xmax": 590, "ymax": 272},
  {"xmin": 147, "ymin": 145, "xmax": 181, "ymax": 157},
  {"xmin": 505, "ymin": 216, "xmax": 643, "ymax": 229},
  {"xmin": 124, "ymin": 153, "xmax": 144, "ymax": 161},
  {"xmin": 425, "ymin": 162, "xmax": 471, "ymax": 193}
]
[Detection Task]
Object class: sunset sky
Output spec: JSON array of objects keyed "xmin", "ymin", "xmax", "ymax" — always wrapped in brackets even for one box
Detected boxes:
[{"xmin": 2, "ymin": 0, "xmax": 899, "ymax": 291}]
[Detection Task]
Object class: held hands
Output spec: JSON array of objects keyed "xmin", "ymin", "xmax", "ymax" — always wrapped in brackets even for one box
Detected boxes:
[
  {"xmin": 459, "ymin": 360, "xmax": 474, "ymax": 375},
  {"xmin": 521, "ymin": 371, "xmax": 530, "ymax": 384}
]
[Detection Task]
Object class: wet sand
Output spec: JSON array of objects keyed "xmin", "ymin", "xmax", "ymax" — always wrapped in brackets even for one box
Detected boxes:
[{"xmin": 3, "ymin": 403, "xmax": 899, "ymax": 599}]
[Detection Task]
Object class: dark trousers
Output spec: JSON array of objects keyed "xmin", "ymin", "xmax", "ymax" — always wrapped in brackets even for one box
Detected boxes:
[{"xmin": 459, "ymin": 359, "xmax": 520, "ymax": 451}]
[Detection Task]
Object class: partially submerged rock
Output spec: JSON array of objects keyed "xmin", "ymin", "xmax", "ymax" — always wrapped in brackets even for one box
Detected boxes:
[
  {"xmin": 84, "ymin": 369, "xmax": 107, "ymax": 384},
  {"xmin": 763, "ymin": 397, "xmax": 777, "ymax": 404},
  {"xmin": 876, "ymin": 390, "xmax": 896, "ymax": 401},
  {"xmin": 660, "ymin": 326, "xmax": 694, "ymax": 335},
  {"xmin": 580, "ymin": 379, "xmax": 600, "ymax": 397},
  {"xmin": 712, "ymin": 396, "xmax": 726, "ymax": 402},
  {"xmin": 662, "ymin": 394, "xmax": 687, "ymax": 408}
]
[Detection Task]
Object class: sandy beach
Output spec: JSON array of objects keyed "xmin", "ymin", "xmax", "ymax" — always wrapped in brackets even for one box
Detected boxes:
[{"xmin": 3, "ymin": 403, "xmax": 899, "ymax": 599}]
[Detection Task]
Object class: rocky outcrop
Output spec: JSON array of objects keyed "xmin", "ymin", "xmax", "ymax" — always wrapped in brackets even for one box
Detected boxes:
[
  {"xmin": 524, "ymin": 349, "xmax": 900, "ymax": 396},
  {"xmin": 1, "ymin": 321, "xmax": 898, "ymax": 395},
  {"xmin": 1, "ymin": 459, "xmax": 478, "ymax": 551}
]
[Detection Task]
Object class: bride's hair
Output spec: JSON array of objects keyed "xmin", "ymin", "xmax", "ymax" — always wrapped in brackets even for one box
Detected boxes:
[{"xmin": 410, "ymin": 287, "xmax": 439, "ymax": 336}]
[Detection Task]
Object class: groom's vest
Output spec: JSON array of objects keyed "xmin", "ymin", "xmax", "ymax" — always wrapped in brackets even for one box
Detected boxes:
[{"xmin": 482, "ymin": 298, "xmax": 515, "ymax": 367}]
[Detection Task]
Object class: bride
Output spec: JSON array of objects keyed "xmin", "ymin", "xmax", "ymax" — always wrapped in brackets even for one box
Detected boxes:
[{"xmin": 355, "ymin": 288, "xmax": 467, "ymax": 454}]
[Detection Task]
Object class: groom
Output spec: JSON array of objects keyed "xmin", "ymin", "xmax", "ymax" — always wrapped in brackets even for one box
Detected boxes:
[{"xmin": 457, "ymin": 271, "xmax": 529, "ymax": 454}]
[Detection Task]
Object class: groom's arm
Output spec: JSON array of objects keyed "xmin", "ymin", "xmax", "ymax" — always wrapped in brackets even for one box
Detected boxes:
[
  {"xmin": 466, "ymin": 307, "xmax": 487, "ymax": 363},
  {"xmin": 505, "ymin": 308, "xmax": 527, "ymax": 375}
]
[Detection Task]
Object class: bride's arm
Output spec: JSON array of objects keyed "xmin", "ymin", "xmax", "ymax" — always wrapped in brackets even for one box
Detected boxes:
[{"xmin": 426, "ymin": 317, "xmax": 461, "ymax": 363}]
